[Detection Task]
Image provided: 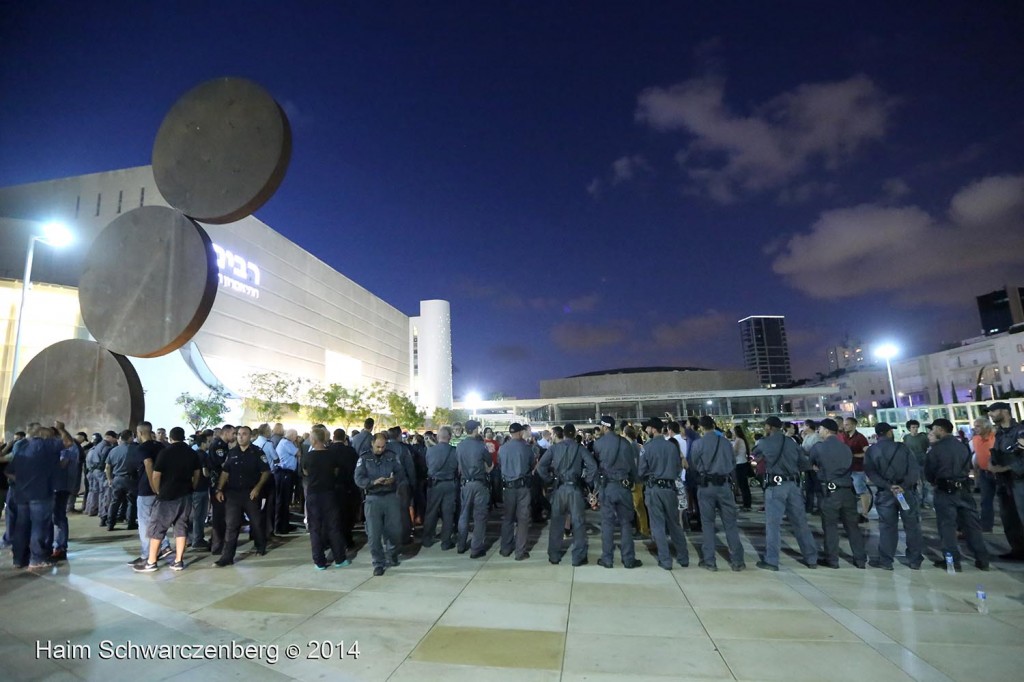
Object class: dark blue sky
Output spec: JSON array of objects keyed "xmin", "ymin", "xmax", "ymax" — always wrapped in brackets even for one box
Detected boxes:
[{"xmin": 2, "ymin": 1, "xmax": 1023, "ymax": 398}]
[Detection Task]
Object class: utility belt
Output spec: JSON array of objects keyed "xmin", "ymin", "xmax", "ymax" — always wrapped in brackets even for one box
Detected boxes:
[
  {"xmin": 427, "ymin": 477, "xmax": 455, "ymax": 487},
  {"xmin": 766, "ymin": 474, "xmax": 800, "ymax": 486},
  {"xmin": 935, "ymin": 478, "xmax": 969, "ymax": 494},
  {"xmin": 554, "ymin": 476, "xmax": 586, "ymax": 490},
  {"xmin": 464, "ymin": 477, "xmax": 488, "ymax": 486},
  {"xmin": 502, "ymin": 476, "xmax": 529, "ymax": 489},
  {"xmin": 699, "ymin": 474, "xmax": 730, "ymax": 487},
  {"xmin": 874, "ymin": 483, "xmax": 905, "ymax": 494},
  {"xmin": 366, "ymin": 484, "xmax": 397, "ymax": 496},
  {"xmin": 823, "ymin": 480, "xmax": 853, "ymax": 495},
  {"xmin": 597, "ymin": 472, "xmax": 633, "ymax": 490},
  {"xmin": 647, "ymin": 478, "xmax": 677, "ymax": 490}
]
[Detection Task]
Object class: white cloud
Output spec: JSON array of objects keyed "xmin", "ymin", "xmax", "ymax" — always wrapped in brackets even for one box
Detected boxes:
[
  {"xmin": 771, "ymin": 174, "xmax": 1024, "ymax": 303},
  {"xmin": 635, "ymin": 74, "xmax": 894, "ymax": 203},
  {"xmin": 610, "ymin": 154, "xmax": 652, "ymax": 184},
  {"xmin": 882, "ymin": 177, "xmax": 910, "ymax": 200}
]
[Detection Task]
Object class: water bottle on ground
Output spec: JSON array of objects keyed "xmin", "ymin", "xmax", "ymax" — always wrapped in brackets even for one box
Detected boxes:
[
  {"xmin": 896, "ymin": 491, "xmax": 910, "ymax": 511},
  {"xmin": 945, "ymin": 552, "xmax": 956, "ymax": 574},
  {"xmin": 976, "ymin": 585, "xmax": 988, "ymax": 614}
]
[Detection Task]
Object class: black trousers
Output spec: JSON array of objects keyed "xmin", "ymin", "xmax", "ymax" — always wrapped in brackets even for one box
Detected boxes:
[
  {"xmin": 336, "ymin": 485, "xmax": 361, "ymax": 546},
  {"xmin": 274, "ymin": 469, "xmax": 297, "ymax": 533},
  {"xmin": 221, "ymin": 490, "xmax": 266, "ymax": 562},
  {"xmin": 209, "ymin": 492, "xmax": 226, "ymax": 553},
  {"xmin": 107, "ymin": 477, "xmax": 137, "ymax": 529},
  {"xmin": 307, "ymin": 490, "xmax": 346, "ymax": 566}
]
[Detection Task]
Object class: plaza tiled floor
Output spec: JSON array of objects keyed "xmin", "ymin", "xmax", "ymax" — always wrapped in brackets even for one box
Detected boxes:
[{"xmin": 1, "ymin": 505, "xmax": 1022, "ymax": 681}]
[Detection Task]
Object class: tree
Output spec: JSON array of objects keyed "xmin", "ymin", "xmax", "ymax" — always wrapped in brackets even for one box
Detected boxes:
[
  {"xmin": 431, "ymin": 407, "xmax": 470, "ymax": 427},
  {"xmin": 305, "ymin": 382, "xmax": 350, "ymax": 425},
  {"xmin": 935, "ymin": 380, "xmax": 945, "ymax": 405},
  {"xmin": 176, "ymin": 389, "xmax": 229, "ymax": 432},
  {"xmin": 244, "ymin": 371, "xmax": 308, "ymax": 422},
  {"xmin": 388, "ymin": 391, "xmax": 426, "ymax": 430},
  {"xmin": 950, "ymin": 381, "xmax": 959, "ymax": 404}
]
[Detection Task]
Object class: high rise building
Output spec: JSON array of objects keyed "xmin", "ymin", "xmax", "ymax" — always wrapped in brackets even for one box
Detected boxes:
[
  {"xmin": 977, "ymin": 285, "xmax": 1024, "ymax": 336},
  {"xmin": 827, "ymin": 337, "xmax": 869, "ymax": 373},
  {"xmin": 738, "ymin": 315, "xmax": 793, "ymax": 387}
]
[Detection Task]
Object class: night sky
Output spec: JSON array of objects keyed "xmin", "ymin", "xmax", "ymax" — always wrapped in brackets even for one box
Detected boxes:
[{"xmin": 2, "ymin": 2, "xmax": 1023, "ymax": 399}]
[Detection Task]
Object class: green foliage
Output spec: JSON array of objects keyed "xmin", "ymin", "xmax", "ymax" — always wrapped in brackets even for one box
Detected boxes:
[
  {"xmin": 387, "ymin": 391, "xmax": 426, "ymax": 430},
  {"xmin": 431, "ymin": 407, "xmax": 470, "ymax": 428},
  {"xmin": 244, "ymin": 371, "xmax": 309, "ymax": 422},
  {"xmin": 176, "ymin": 389, "xmax": 229, "ymax": 432}
]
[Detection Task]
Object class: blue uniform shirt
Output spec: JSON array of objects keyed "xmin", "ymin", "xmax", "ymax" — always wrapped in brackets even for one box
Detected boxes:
[
  {"xmin": 10, "ymin": 437, "xmax": 61, "ymax": 503},
  {"xmin": 275, "ymin": 438, "xmax": 299, "ymax": 471}
]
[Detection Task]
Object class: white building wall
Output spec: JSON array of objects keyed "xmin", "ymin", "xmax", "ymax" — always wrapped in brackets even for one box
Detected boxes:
[
  {"xmin": 409, "ymin": 299, "xmax": 452, "ymax": 413},
  {"xmin": 892, "ymin": 334, "xmax": 1024, "ymax": 404}
]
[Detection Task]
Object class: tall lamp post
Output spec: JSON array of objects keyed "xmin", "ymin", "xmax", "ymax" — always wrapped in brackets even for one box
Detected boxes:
[
  {"xmin": 874, "ymin": 343, "xmax": 899, "ymax": 412},
  {"xmin": 11, "ymin": 221, "xmax": 74, "ymax": 385}
]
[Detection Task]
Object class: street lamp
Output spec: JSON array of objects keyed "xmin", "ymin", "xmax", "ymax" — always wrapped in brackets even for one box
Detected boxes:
[
  {"xmin": 874, "ymin": 343, "xmax": 899, "ymax": 411},
  {"xmin": 465, "ymin": 390, "xmax": 482, "ymax": 420},
  {"xmin": 11, "ymin": 221, "xmax": 74, "ymax": 384}
]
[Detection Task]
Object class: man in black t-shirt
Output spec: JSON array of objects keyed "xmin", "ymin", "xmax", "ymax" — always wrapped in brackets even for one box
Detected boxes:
[
  {"xmin": 329, "ymin": 429, "xmax": 361, "ymax": 547},
  {"xmin": 135, "ymin": 427, "xmax": 200, "ymax": 572},
  {"xmin": 130, "ymin": 422, "xmax": 170, "ymax": 568},
  {"xmin": 304, "ymin": 426, "xmax": 348, "ymax": 569}
]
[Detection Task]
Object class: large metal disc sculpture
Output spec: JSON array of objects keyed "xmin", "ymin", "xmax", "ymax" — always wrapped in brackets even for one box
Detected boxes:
[
  {"xmin": 5, "ymin": 340, "xmax": 144, "ymax": 434},
  {"xmin": 4, "ymin": 77, "xmax": 289, "ymax": 436},
  {"xmin": 79, "ymin": 206, "xmax": 218, "ymax": 358},
  {"xmin": 152, "ymin": 77, "xmax": 292, "ymax": 224}
]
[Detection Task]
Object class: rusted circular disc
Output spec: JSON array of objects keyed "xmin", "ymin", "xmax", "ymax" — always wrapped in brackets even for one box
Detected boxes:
[
  {"xmin": 4, "ymin": 340, "xmax": 144, "ymax": 435},
  {"xmin": 79, "ymin": 206, "xmax": 218, "ymax": 358},
  {"xmin": 152, "ymin": 77, "xmax": 292, "ymax": 224}
]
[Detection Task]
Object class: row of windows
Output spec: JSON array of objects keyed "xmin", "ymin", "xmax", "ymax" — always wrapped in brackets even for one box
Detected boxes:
[{"xmin": 73, "ymin": 188, "xmax": 146, "ymax": 219}]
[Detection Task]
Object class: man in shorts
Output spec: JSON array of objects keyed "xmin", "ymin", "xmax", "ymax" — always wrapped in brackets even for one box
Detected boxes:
[{"xmin": 135, "ymin": 427, "xmax": 200, "ymax": 572}]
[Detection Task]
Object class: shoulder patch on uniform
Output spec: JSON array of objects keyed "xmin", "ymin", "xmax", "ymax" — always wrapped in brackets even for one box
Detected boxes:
[
  {"xmin": 260, "ymin": 454, "xmax": 268, "ymax": 463},
  {"xmin": 356, "ymin": 457, "xmax": 364, "ymax": 467}
]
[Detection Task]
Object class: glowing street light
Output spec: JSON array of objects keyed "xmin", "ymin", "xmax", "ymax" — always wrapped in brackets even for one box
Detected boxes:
[
  {"xmin": 11, "ymin": 221, "xmax": 74, "ymax": 384},
  {"xmin": 873, "ymin": 343, "xmax": 899, "ymax": 411},
  {"xmin": 465, "ymin": 390, "xmax": 482, "ymax": 419}
]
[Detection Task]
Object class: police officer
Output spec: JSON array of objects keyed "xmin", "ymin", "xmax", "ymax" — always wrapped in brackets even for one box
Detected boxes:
[
  {"xmin": 455, "ymin": 420, "xmax": 492, "ymax": 558},
  {"xmin": 214, "ymin": 425, "xmax": 270, "ymax": 567},
  {"xmin": 689, "ymin": 416, "xmax": 744, "ymax": 571},
  {"xmin": 986, "ymin": 401, "xmax": 1024, "ymax": 561},
  {"xmin": 386, "ymin": 426, "xmax": 417, "ymax": 546},
  {"xmin": 753, "ymin": 416, "xmax": 818, "ymax": 571},
  {"xmin": 354, "ymin": 433, "xmax": 406, "ymax": 576},
  {"xmin": 637, "ymin": 417, "xmax": 690, "ymax": 570},
  {"xmin": 537, "ymin": 423, "xmax": 596, "ymax": 566},
  {"xmin": 495, "ymin": 423, "xmax": 533, "ymax": 560},
  {"xmin": 592, "ymin": 417, "xmax": 642, "ymax": 569},
  {"xmin": 925, "ymin": 418, "xmax": 990, "ymax": 571},
  {"xmin": 422, "ymin": 426, "xmax": 458, "ymax": 549},
  {"xmin": 809, "ymin": 419, "xmax": 866, "ymax": 569},
  {"xmin": 864, "ymin": 422, "xmax": 923, "ymax": 570},
  {"xmin": 207, "ymin": 425, "xmax": 234, "ymax": 555}
]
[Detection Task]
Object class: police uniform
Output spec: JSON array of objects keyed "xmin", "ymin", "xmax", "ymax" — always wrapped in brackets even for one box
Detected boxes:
[
  {"xmin": 422, "ymin": 441, "xmax": 458, "ymax": 549},
  {"xmin": 354, "ymin": 447, "xmax": 406, "ymax": 572},
  {"xmin": 217, "ymin": 444, "xmax": 270, "ymax": 565},
  {"xmin": 537, "ymin": 437, "xmax": 596, "ymax": 565},
  {"xmin": 991, "ymin": 416, "xmax": 1024, "ymax": 557},
  {"xmin": 498, "ymin": 434, "xmax": 533, "ymax": 559},
  {"xmin": 689, "ymin": 432, "xmax": 744, "ymax": 570},
  {"xmin": 455, "ymin": 436, "xmax": 491, "ymax": 557},
  {"xmin": 207, "ymin": 438, "xmax": 231, "ymax": 554},
  {"xmin": 925, "ymin": 432, "xmax": 989, "ymax": 568},
  {"xmin": 755, "ymin": 430, "xmax": 818, "ymax": 569},
  {"xmin": 864, "ymin": 434, "xmax": 924, "ymax": 569},
  {"xmin": 593, "ymin": 429, "xmax": 641, "ymax": 568},
  {"xmin": 387, "ymin": 438, "xmax": 417, "ymax": 545},
  {"xmin": 638, "ymin": 436, "xmax": 690, "ymax": 569},
  {"xmin": 810, "ymin": 437, "xmax": 866, "ymax": 568}
]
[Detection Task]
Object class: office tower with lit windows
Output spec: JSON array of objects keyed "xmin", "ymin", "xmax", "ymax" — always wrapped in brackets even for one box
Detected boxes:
[{"xmin": 738, "ymin": 315, "xmax": 793, "ymax": 387}]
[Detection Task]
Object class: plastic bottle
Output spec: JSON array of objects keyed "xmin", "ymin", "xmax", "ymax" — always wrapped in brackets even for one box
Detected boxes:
[
  {"xmin": 945, "ymin": 552, "xmax": 956, "ymax": 575},
  {"xmin": 976, "ymin": 585, "xmax": 988, "ymax": 614},
  {"xmin": 896, "ymin": 491, "xmax": 910, "ymax": 511}
]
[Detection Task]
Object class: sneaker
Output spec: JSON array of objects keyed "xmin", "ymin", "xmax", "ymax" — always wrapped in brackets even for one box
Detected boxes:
[
  {"xmin": 157, "ymin": 546, "xmax": 174, "ymax": 561},
  {"xmin": 333, "ymin": 560, "xmax": 351, "ymax": 568},
  {"xmin": 127, "ymin": 557, "xmax": 146, "ymax": 567},
  {"xmin": 170, "ymin": 560, "xmax": 185, "ymax": 571},
  {"xmin": 314, "ymin": 563, "xmax": 328, "ymax": 571},
  {"xmin": 372, "ymin": 566, "xmax": 385, "ymax": 576},
  {"xmin": 133, "ymin": 561, "xmax": 158, "ymax": 573}
]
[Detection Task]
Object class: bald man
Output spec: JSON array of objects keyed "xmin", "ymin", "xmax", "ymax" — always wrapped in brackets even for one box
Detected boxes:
[{"xmin": 273, "ymin": 429, "xmax": 300, "ymax": 534}]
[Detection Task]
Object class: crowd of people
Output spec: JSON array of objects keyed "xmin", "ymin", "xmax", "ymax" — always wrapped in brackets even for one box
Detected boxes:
[{"xmin": 2, "ymin": 401, "xmax": 1022, "ymax": 576}]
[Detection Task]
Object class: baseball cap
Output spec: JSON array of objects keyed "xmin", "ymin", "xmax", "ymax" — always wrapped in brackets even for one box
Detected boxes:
[
  {"xmin": 643, "ymin": 417, "xmax": 664, "ymax": 431},
  {"xmin": 464, "ymin": 419, "xmax": 481, "ymax": 432},
  {"xmin": 764, "ymin": 416, "xmax": 783, "ymax": 428},
  {"xmin": 600, "ymin": 415, "xmax": 615, "ymax": 429},
  {"xmin": 508, "ymin": 422, "xmax": 524, "ymax": 434},
  {"xmin": 874, "ymin": 422, "xmax": 894, "ymax": 436},
  {"xmin": 926, "ymin": 418, "xmax": 954, "ymax": 432},
  {"xmin": 987, "ymin": 401, "xmax": 1011, "ymax": 412},
  {"xmin": 819, "ymin": 418, "xmax": 840, "ymax": 433}
]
